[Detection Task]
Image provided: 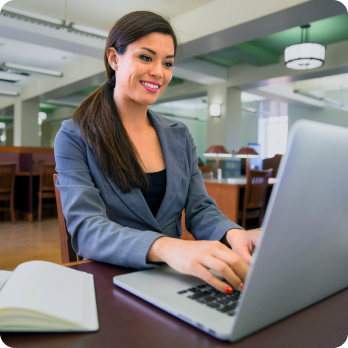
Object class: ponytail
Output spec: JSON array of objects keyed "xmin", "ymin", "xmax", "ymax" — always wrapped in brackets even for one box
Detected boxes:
[{"xmin": 72, "ymin": 11, "xmax": 177, "ymax": 193}]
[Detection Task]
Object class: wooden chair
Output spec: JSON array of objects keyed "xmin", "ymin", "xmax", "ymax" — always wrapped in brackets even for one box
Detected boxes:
[
  {"xmin": 53, "ymin": 174, "xmax": 82, "ymax": 264},
  {"xmin": 263, "ymin": 154, "xmax": 282, "ymax": 178},
  {"xmin": 199, "ymin": 165, "xmax": 213, "ymax": 179},
  {"xmin": 0, "ymin": 163, "xmax": 16, "ymax": 224},
  {"xmin": 37, "ymin": 163, "xmax": 56, "ymax": 222},
  {"xmin": 239, "ymin": 169, "xmax": 273, "ymax": 229}
]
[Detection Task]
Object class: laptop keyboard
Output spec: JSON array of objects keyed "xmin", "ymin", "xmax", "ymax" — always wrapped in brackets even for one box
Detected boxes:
[{"xmin": 177, "ymin": 283, "xmax": 241, "ymax": 316}]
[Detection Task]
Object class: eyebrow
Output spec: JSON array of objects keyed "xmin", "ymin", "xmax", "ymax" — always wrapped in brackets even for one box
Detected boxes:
[{"xmin": 140, "ymin": 47, "xmax": 175, "ymax": 59}]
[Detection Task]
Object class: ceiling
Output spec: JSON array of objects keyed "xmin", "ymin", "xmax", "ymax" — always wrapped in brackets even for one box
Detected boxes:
[
  {"xmin": 0, "ymin": 0, "xmax": 216, "ymax": 94},
  {"xmin": 196, "ymin": 13, "xmax": 348, "ymax": 68},
  {"xmin": 3, "ymin": 0, "xmax": 215, "ymax": 31},
  {"xmin": 0, "ymin": 0, "xmax": 347, "ymax": 121}
]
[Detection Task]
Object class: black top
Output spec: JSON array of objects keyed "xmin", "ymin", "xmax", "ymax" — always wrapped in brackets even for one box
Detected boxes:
[{"xmin": 142, "ymin": 169, "xmax": 166, "ymax": 217}]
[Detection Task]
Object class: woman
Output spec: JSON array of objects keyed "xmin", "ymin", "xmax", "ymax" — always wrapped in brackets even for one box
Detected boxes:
[{"xmin": 54, "ymin": 11, "xmax": 259, "ymax": 294}]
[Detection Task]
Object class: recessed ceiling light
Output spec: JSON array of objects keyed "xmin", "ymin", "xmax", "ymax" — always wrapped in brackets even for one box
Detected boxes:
[{"xmin": 2, "ymin": 63, "xmax": 63, "ymax": 77}]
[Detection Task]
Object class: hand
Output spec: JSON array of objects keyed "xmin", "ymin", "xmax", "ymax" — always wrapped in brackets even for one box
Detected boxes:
[
  {"xmin": 147, "ymin": 237, "xmax": 249, "ymax": 293},
  {"xmin": 223, "ymin": 228, "xmax": 260, "ymax": 264}
]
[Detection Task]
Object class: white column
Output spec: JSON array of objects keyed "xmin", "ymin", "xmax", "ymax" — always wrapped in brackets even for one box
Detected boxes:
[
  {"xmin": 207, "ymin": 82, "xmax": 228, "ymax": 148},
  {"xmin": 14, "ymin": 100, "xmax": 40, "ymax": 146},
  {"xmin": 225, "ymin": 87, "xmax": 242, "ymax": 154},
  {"xmin": 207, "ymin": 83, "xmax": 242, "ymax": 153}
]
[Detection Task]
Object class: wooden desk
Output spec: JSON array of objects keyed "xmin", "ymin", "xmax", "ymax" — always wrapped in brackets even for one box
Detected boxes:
[
  {"xmin": 14, "ymin": 172, "xmax": 40, "ymax": 222},
  {"xmin": 204, "ymin": 180, "xmax": 245, "ymax": 223},
  {"xmin": 204, "ymin": 178, "xmax": 275, "ymax": 223},
  {"xmin": 2, "ymin": 261, "xmax": 348, "ymax": 348},
  {"xmin": 180, "ymin": 178, "xmax": 275, "ymax": 240},
  {"xmin": 0, "ymin": 146, "xmax": 55, "ymax": 222}
]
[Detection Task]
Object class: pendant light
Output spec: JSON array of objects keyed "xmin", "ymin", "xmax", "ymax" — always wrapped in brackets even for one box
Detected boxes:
[{"xmin": 284, "ymin": 25, "xmax": 325, "ymax": 70}]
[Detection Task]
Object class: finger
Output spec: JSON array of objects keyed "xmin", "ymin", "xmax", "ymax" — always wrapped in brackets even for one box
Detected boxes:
[
  {"xmin": 238, "ymin": 234, "xmax": 258, "ymax": 264},
  {"xmin": 237, "ymin": 246, "xmax": 253, "ymax": 265},
  {"xmin": 248, "ymin": 229, "xmax": 261, "ymax": 246},
  {"xmin": 231, "ymin": 231, "xmax": 259, "ymax": 264},
  {"xmin": 192, "ymin": 263, "xmax": 235, "ymax": 293},
  {"xmin": 211, "ymin": 246, "xmax": 249, "ymax": 282},
  {"xmin": 201, "ymin": 255, "xmax": 244, "ymax": 291}
]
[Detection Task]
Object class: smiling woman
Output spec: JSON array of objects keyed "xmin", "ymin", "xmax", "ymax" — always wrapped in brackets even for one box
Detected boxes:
[
  {"xmin": 54, "ymin": 11, "xmax": 260, "ymax": 294},
  {"xmin": 71, "ymin": 11, "xmax": 178, "ymax": 194},
  {"xmin": 109, "ymin": 32, "xmax": 175, "ymax": 116}
]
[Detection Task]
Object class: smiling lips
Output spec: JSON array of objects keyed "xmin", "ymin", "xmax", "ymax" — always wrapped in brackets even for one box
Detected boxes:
[{"xmin": 140, "ymin": 81, "xmax": 161, "ymax": 93}]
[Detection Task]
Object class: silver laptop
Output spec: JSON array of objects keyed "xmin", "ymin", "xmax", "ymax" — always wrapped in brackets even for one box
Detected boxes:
[{"xmin": 113, "ymin": 120, "xmax": 348, "ymax": 342}]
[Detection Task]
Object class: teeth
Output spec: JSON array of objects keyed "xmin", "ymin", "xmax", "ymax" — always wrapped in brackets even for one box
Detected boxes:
[{"xmin": 141, "ymin": 82, "xmax": 159, "ymax": 89}]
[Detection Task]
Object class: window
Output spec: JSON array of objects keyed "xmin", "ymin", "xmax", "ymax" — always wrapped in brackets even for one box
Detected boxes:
[{"xmin": 258, "ymin": 115, "xmax": 288, "ymax": 159}]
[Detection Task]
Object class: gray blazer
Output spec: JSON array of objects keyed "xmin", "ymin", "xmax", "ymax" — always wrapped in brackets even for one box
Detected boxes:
[{"xmin": 54, "ymin": 110, "xmax": 242, "ymax": 269}]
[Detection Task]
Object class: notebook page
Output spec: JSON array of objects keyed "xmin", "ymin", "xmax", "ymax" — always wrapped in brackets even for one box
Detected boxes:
[
  {"xmin": 0, "ymin": 261, "xmax": 86, "ymax": 326},
  {"xmin": 0, "ymin": 271, "xmax": 12, "ymax": 290},
  {"xmin": 80, "ymin": 274, "xmax": 99, "ymax": 331}
]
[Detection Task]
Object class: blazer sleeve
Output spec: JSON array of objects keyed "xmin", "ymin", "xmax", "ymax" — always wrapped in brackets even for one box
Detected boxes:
[
  {"xmin": 184, "ymin": 129, "xmax": 244, "ymax": 241},
  {"xmin": 54, "ymin": 121, "xmax": 164, "ymax": 270}
]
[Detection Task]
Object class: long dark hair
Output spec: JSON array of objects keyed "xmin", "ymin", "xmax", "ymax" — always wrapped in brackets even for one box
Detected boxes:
[{"xmin": 72, "ymin": 11, "xmax": 177, "ymax": 193}]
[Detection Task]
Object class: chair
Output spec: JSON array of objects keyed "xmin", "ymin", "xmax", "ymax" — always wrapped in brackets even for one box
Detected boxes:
[
  {"xmin": 199, "ymin": 166, "xmax": 213, "ymax": 180},
  {"xmin": 53, "ymin": 174, "xmax": 82, "ymax": 264},
  {"xmin": 239, "ymin": 169, "xmax": 273, "ymax": 229},
  {"xmin": 0, "ymin": 163, "xmax": 16, "ymax": 224},
  {"xmin": 37, "ymin": 163, "xmax": 56, "ymax": 222},
  {"xmin": 262, "ymin": 154, "xmax": 282, "ymax": 178}
]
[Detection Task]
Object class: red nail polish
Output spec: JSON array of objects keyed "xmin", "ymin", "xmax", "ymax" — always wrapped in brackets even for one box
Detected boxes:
[
  {"xmin": 240, "ymin": 284, "xmax": 244, "ymax": 290},
  {"xmin": 225, "ymin": 286, "xmax": 233, "ymax": 294}
]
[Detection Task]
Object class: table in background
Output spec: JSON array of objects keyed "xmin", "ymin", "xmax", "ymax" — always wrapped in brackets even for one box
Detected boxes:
[
  {"xmin": 2, "ymin": 261, "xmax": 348, "ymax": 348},
  {"xmin": 204, "ymin": 178, "xmax": 275, "ymax": 223},
  {"xmin": 180, "ymin": 178, "xmax": 275, "ymax": 240},
  {"xmin": 0, "ymin": 146, "xmax": 55, "ymax": 221}
]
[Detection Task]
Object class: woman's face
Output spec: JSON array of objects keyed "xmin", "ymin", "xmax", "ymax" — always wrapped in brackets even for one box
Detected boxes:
[{"xmin": 109, "ymin": 32, "xmax": 175, "ymax": 107}]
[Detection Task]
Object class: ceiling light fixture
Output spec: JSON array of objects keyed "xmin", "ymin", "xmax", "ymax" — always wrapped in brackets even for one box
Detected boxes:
[
  {"xmin": 2, "ymin": 6, "xmax": 63, "ymax": 25},
  {"xmin": 294, "ymin": 89, "xmax": 348, "ymax": 112},
  {"xmin": 0, "ymin": 89, "xmax": 19, "ymax": 96},
  {"xmin": 71, "ymin": 24, "xmax": 109, "ymax": 38},
  {"xmin": 242, "ymin": 107, "xmax": 277, "ymax": 117},
  {"xmin": 2, "ymin": 63, "xmax": 63, "ymax": 77},
  {"xmin": 0, "ymin": 9, "xmax": 107, "ymax": 41},
  {"xmin": 0, "ymin": 72, "xmax": 21, "ymax": 83},
  {"xmin": 284, "ymin": 25, "xmax": 325, "ymax": 70}
]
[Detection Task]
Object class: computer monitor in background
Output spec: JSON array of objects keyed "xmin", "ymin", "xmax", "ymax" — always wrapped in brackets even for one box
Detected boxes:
[{"xmin": 247, "ymin": 143, "xmax": 262, "ymax": 172}]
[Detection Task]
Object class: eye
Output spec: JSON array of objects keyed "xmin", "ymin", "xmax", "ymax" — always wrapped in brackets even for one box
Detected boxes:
[
  {"xmin": 139, "ymin": 54, "xmax": 151, "ymax": 62},
  {"xmin": 164, "ymin": 61, "xmax": 173, "ymax": 68}
]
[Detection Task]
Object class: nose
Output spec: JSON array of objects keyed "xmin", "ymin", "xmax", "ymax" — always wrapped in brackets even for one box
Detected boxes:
[{"xmin": 149, "ymin": 61, "xmax": 163, "ymax": 79}]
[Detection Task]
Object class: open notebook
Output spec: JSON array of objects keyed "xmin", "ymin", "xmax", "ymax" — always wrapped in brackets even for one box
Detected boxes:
[{"xmin": 0, "ymin": 260, "xmax": 99, "ymax": 332}]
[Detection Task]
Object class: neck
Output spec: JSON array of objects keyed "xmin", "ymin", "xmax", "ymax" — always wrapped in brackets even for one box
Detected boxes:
[{"xmin": 113, "ymin": 92, "xmax": 150, "ymax": 130}]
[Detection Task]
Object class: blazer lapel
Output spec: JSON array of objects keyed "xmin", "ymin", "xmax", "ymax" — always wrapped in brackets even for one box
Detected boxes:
[
  {"xmin": 104, "ymin": 175, "xmax": 162, "ymax": 231},
  {"xmin": 87, "ymin": 136, "xmax": 161, "ymax": 230},
  {"xmin": 97, "ymin": 110, "xmax": 185, "ymax": 231},
  {"xmin": 149, "ymin": 111, "xmax": 186, "ymax": 221}
]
